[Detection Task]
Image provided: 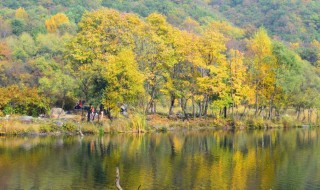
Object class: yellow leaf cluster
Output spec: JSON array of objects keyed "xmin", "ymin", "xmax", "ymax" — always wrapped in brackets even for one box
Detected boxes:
[
  {"xmin": 15, "ymin": 7, "xmax": 28, "ymax": 20},
  {"xmin": 45, "ymin": 13, "xmax": 70, "ymax": 33}
]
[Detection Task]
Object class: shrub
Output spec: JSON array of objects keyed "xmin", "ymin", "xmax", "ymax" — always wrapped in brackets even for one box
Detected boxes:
[
  {"xmin": 0, "ymin": 86, "xmax": 49, "ymax": 117},
  {"xmin": 156, "ymin": 126, "xmax": 168, "ymax": 132},
  {"xmin": 130, "ymin": 113, "xmax": 147, "ymax": 132},
  {"xmin": 246, "ymin": 117, "xmax": 265, "ymax": 128},
  {"xmin": 62, "ymin": 122, "xmax": 78, "ymax": 132},
  {"xmin": 3, "ymin": 105, "xmax": 14, "ymax": 115},
  {"xmin": 281, "ymin": 115, "xmax": 296, "ymax": 128},
  {"xmin": 81, "ymin": 124, "xmax": 99, "ymax": 134},
  {"xmin": 39, "ymin": 125, "xmax": 52, "ymax": 133},
  {"xmin": 110, "ymin": 119, "xmax": 131, "ymax": 132}
]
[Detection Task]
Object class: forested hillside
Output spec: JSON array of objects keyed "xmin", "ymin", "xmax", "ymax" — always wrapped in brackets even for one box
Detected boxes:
[
  {"xmin": 210, "ymin": 0, "xmax": 320, "ymax": 42},
  {"xmin": 0, "ymin": 0, "xmax": 320, "ymax": 123},
  {"xmin": 2, "ymin": 0, "xmax": 320, "ymax": 41}
]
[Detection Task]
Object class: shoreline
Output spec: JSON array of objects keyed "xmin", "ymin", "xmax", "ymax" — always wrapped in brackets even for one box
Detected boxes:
[{"xmin": 0, "ymin": 114, "xmax": 317, "ymax": 136}]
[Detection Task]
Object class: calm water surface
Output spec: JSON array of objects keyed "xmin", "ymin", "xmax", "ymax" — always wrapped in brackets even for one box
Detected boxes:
[{"xmin": 1, "ymin": 128, "xmax": 320, "ymax": 190}]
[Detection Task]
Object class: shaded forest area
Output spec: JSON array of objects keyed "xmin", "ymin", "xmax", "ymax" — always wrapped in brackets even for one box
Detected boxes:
[{"xmin": 0, "ymin": 0, "xmax": 320, "ymax": 124}]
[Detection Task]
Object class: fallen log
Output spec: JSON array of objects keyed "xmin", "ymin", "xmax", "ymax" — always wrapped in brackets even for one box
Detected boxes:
[{"xmin": 115, "ymin": 167, "xmax": 123, "ymax": 190}]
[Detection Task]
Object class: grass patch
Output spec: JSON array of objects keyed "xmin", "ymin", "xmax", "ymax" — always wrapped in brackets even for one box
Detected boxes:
[
  {"xmin": 62, "ymin": 122, "xmax": 78, "ymax": 132},
  {"xmin": 280, "ymin": 115, "xmax": 299, "ymax": 128},
  {"xmin": 129, "ymin": 113, "xmax": 148, "ymax": 132},
  {"xmin": 246, "ymin": 117, "xmax": 265, "ymax": 129},
  {"xmin": 81, "ymin": 124, "xmax": 99, "ymax": 134}
]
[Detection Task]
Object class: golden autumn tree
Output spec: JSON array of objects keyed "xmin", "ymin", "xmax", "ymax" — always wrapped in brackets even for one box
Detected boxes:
[
  {"xmin": 197, "ymin": 26, "xmax": 228, "ymax": 116},
  {"xmin": 66, "ymin": 9, "xmax": 144, "ymax": 118},
  {"xmin": 45, "ymin": 13, "xmax": 70, "ymax": 33},
  {"xmin": 164, "ymin": 29, "xmax": 203, "ymax": 118},
  {"xmin": 143, "ymin": 13, "xmax": 176, "ymax": 114},
  {"xmin": 15, "ymin": 7, "xmax": 28, "ymax": 20},
  {"xmin": 247, "ymin": 28, "xmax": 274, "ymax": 116},
  {"xmin": 311, "ymin": 40, "xmax": 320, "ymax": 68},
  {"xmin": 103, "ymin": 49, "xmax": 144, "ymax": 112},
  {"xmin": 226, "ymin": 49, "xmax": 250, "ymax": 118},
  {"xmin": 0, "ymin": 42, "xmax": 12, "ymax": 87},
  {"xmin": 181, "ymin": 17, "xmax": 201, "ymax": 33}
]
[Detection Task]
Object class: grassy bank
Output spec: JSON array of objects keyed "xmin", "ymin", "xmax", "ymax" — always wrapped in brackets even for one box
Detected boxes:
[{"xmin": 0, "ymin": 113, "xmax": 318, "ymax": 136}]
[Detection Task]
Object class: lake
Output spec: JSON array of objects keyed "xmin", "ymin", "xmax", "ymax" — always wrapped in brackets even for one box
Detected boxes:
[{"xmin": 0, "ymin": 128, "xmax": 320, "ymax": 189}]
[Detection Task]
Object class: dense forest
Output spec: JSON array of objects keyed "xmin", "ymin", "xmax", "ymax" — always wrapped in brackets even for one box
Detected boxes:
[{"xmin": 0, "ymin": 0, "xmax": 320, "ymax": 123}]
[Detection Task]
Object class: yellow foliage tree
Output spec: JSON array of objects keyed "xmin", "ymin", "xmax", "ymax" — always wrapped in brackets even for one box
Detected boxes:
[
  {"xmin": 197, "ymin": 27, "xmax": 228, "ymax": 116},
  {"xmin": 15, "ymin": 7, "xmax": 28, "ymax": 20},
  {"xmin": 103, "ymin": 49, "xmax": 144, "ymax": 112},
  {"xmin": 226, "ymin": 49, "xmax": 250, "ymax": 118},
  {"xmin": 247, "ymin": 28, "xmax": 275, "ymax": 115},
  {"xmin": 67, "ymin": 9, "xmax": 145, "ymax": 117},
  {"xmin": 45, "ymin": 13, "xmax": 70, "ymax": 33}
]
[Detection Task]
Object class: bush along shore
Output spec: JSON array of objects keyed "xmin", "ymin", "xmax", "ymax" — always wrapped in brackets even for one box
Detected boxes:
[{"xmin": 0, "ymin": 113, "xmax": 318, "ymax": 136}]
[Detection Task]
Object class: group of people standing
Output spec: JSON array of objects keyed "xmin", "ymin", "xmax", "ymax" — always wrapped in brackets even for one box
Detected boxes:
[
  {"xmin": 87, "ymin": 104, "xmax": 104, "ymax": 122},
  {"xmin": 75, "ymin": 100, "xmax": 128, "ymax": 122},
  {"xmin": 74, "ymin": 100, "xmax": 105, "ymax": 122}
]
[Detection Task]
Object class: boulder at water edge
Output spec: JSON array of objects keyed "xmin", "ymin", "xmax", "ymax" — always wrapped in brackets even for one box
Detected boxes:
[{"xmin": 50, "ymin": 108, "xmax": 65, "ymax": 119}]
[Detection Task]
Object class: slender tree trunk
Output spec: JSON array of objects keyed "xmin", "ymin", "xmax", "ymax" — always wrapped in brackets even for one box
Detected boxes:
[
  {"xmin": 223, "ymin": 106, "xmax": 227, "ymax": 118},
  {"xmin": 255, "ymin": 80, "xmax": 259, "ymax": 116},
  {"xmin": 240, "ymin": 105, "xmax": 247, "ymax": 119},
  {"xmin": 169, "ymin": 93, "xmax": 175, "ymax": 115},
  {"xmin": 198, "ymin": 102, "xmax": 202, "ymax": 117},
  {"xmin": 308, "ymin": 109, "xmax": 312, "ymax": 124},
  {"xmin": 106, "ymin": 108, "xmax": 112, "ymax": 121},
  {"xmin": 258, "ymin": 106, "xmax": 263, "ymax": 116},
  {"xmin": 268, "ymin": 98, "xmax": 273, "ymax": 120},
  {"xmin": 181, "ymin": 98, "xmax": 188, "ymax": 121},
  {"xmin": 203, "ymin": 95, "xmax": 209, "ymax": 116},
  {"xmin": 192, "ymin": 97, "xmax": 195, "ymax": 119},
  {"xmin": 146, "ymin": 86, "xmax": 156, "ymax": 114},
  {"xmin": 231, "ymin": 103, "xmax": 234, "ymax": 120},
  {"xmin": 201, "ymin": 98, "xmax": 205, "ymax": 116},
  {"xmin": 296, "ymin": 106, "xmax": 301, "ymax": 121}
]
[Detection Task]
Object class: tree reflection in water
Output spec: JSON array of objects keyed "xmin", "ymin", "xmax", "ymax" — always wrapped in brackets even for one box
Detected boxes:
[{"xmin": 0, "ymin": 128, "xmax": 319, "ymax": 189}]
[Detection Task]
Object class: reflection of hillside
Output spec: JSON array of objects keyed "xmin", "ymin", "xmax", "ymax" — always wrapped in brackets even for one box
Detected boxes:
[{"xmin": 0, "ymin": 129, "xmax": 320, "ymax": 189}]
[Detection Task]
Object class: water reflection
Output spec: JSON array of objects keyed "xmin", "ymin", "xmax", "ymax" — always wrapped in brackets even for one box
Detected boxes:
[{"xmin": 0, "ymin": 128, "xmax": 320, "ymax": 189}]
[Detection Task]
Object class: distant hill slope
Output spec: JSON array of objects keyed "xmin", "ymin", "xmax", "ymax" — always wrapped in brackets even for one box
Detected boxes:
[
  {"xmin": 208, "ymin": 0, "xmax": 320, "ymax": 42},
  {"xmin": 1, "ymin": 0, "xmax": 319, "ymax": 42}
]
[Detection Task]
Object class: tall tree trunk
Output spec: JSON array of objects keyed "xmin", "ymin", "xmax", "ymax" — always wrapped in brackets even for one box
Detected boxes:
[
  {"xmin": 255, "ymin": 80, "xmax": 259, "ymax": 116},
  {"xmin": 192, "ymin": 97, "xmax": 195, "ymax": 119},
  {"xmin": 268, "ymin": 98, "xmax": 273, "ymax": 120},
  {"xmin": 146, "ymin": 86, "xmax": 156, "ymax": 114},
  {"xmin": 181, "ymin": 98, "xmax": 188, "ymax": 121},
  {"xmin": 258, "ymin": 106, "xmax": 263, "ymax": 116},
  {"xmin": 153, "ymin": 102, "xmax": 157, "ymax": 113},
  {"xmin": 296, "ymin": 106, "xmax": 301, "ymax": 121},
  {"xmin": 198, "ymin": 102, "xmax": 202, "ymax": 117},
  {"xmin": 240, "ymin": 105, "xmax": 247, "ymax": 119},
  {"xmin": 231, "ymin": 103, "xmax": 234, "ymax": 120},
  {"xmin": 308, "ymin": 109, "xmax": 312, "ymax": 124},
  {"xmin": 223, "ymin": 106, "xmax": 227, "ymax": 118},
  {"xmin": 169, "ymin": 93, "xmax": 175, "ymax": 115},
  {"xmin": 106, "ymin": 108, "xmax": 112, "ymax": 121},
  {"xmin": 203, "ymin": 95, "xmax": 209, "ymax": 116}
]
